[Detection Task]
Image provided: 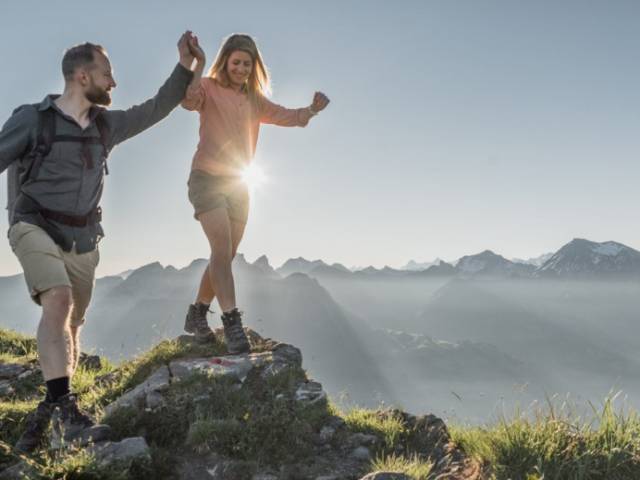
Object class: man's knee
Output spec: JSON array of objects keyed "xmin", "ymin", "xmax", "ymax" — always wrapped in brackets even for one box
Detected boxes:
[{"xmin": 40, "ymin": 286, "xmax": 73, "ymax": 321}]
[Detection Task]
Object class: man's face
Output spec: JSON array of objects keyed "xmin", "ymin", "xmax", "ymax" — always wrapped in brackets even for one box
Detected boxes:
[{"xmin": 84, "ymin": 53, "xmax": 116, "ymax": 106}]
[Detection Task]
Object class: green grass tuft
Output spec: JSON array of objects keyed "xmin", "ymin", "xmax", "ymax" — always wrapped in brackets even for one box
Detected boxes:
[
  {"xmin": 343, "ymin": 408, "xmax": 406, "ymax": 450},
  {"xmin": 0, "ymin": 329, "xmax": 38, "ymax": 361},
  {"xmin": 451, "ymin": 395, "xmax": 640, "ymax": 480},
  {"xmin": 370, "ymin": 453, "xmax": 433, "ymax": 479}
]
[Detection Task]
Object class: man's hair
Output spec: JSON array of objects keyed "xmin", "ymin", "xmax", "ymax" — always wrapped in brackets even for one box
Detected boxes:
[{"xmin": 61, "ymin": 43, "xmax": 108, "ymax": 81}]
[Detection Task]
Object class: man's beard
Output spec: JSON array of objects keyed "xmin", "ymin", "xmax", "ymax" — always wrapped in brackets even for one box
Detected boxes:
[{"xmin": 85, "ymin": 83, "xmax": 111, "ymax": 106}]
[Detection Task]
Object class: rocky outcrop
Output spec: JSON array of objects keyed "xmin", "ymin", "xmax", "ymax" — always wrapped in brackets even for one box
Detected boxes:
[
  {"xmin": 1, "ymin": 330, "xmax": 485, "ymax": 479},
  {"xmin": 101, "ymin": 331, "xmax": 484, "ymax": 479},
  {"xmin": 0, "ymin": 361, "xmax": 39, "ymax": 399}
]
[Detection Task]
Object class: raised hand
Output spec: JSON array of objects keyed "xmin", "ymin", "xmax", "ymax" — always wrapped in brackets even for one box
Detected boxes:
[
  {"xmin": 310, "ymin": 92, "xmax": 330, "ymax": 114},
  {"xmin": 178, "ymin": 31, "xmax": 195, "ymax": 69},
  {"xmin": 188, "ymin": 34, "xmax": 206, "ymax": 65}
]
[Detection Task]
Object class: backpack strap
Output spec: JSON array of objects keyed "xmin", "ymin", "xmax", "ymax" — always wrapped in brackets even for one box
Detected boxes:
[
  {"xmin": 23, "ymin": 109, "xmax": 56, "ymax": 183},
  {"xmin": 21, "ymin": 109, "xmax": 111, "ymax": 182},
  {"xmin": 95, "ymin": 112, "xmax": 110, "ymax": 175}
]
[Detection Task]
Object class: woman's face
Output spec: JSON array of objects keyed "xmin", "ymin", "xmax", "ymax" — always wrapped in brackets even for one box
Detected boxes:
[{"xmin": 226, "ymin": 50, "xmax": 253, "ymax": 88}]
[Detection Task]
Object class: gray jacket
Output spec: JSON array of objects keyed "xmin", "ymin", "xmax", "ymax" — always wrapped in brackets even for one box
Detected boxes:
[{"xmin": 0, "ymin": 63, "xmax": 193, "ymax": 253}]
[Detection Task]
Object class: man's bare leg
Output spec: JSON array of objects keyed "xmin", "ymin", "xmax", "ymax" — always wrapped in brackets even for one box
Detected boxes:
[
  {"xmin": 38, "ymin": 286, "xmax": 73, "ymax": 381},
  {"xmin": 69, "ymin": 325, "xmax": 81, "ymax": 375}
]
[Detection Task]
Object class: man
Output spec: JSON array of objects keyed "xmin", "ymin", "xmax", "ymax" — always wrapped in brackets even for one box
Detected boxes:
[{"xmin": 0, "ymin": 31, "xmax": 198, "ymax": 453}]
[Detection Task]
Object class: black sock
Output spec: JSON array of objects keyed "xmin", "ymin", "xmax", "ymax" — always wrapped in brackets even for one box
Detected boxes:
[{"xmin": 45, "ymin": 376, "xmax": 70, "ymax": 403}]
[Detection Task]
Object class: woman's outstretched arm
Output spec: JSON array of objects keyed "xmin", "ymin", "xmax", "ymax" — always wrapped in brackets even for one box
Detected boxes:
[{"xmin": 259, "ymin": 91, "xmax": 330, "ymax": 127}]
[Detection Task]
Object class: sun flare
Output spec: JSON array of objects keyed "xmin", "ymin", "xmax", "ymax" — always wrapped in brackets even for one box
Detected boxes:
[{"xmin": 241, "ymin": 164, "xmax": 268, "ymax": 191}]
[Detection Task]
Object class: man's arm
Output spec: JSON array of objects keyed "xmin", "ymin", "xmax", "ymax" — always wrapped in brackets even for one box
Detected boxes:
[
  {"xmin": 0, "ymin": 106, "xmax": 36, "ymax": 175},
  {"xmin": 105, "ymin": 31, "xmax": 196, "ymax": 147},
  {"xmin": 105, "ymin": 64, "xmax": 194, "ymax": 146},
  {"xmin": 181, "ymin": 34, "xmax": 207, "ymax": 112}
]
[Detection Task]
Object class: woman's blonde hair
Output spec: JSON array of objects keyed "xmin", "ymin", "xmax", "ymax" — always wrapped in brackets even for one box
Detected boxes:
[{"xmin": 207, "ymin": 34, "xmax": 271, "ymax": 106}]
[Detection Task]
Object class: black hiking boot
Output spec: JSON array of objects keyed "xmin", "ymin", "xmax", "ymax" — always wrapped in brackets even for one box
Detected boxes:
[
  {"xmin": 50, "ymin": 393, "xmax": 112, "ymax": 449},
  {"xmin": 184, "ymin": 303, "xmax": 216, "ymax": 343},
  {"xmin": 14, "ymin": 400, "xmax": 55, "ymax": 454},
  {"xmin": 221, "ymin": 308, "xmax": 251, "ymax": 354}
]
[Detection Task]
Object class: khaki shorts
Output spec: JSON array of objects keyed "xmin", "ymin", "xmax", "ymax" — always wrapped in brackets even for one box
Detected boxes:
[
  {"xmin": 8, "ymin": 221, "xmax": 100, "ymax": 327},
  {"xmin": 188, "ymin": 170, "xmax": 250, "ymax": 224}
]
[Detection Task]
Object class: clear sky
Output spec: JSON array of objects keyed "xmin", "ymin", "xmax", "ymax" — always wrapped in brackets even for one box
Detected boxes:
[{"xmin": 1, "ymin": 0, "xmax": 639, "ymax": 276}]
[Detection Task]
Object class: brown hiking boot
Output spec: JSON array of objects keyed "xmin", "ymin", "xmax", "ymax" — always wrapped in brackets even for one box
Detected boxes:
[
  {"xmin": 14, "ymin": 400, "xmax": 54, "ymax": 453},
  {"xmin": 50, "ymin": 393, "xmax": 111, "ymax": 448},
  {"xmin": 184, "ymin": 303, "xmax": 216, "ymax": 342},
  {"xmin": 221, "ymin": 308, "xmax": 250, "ymax": 354}
]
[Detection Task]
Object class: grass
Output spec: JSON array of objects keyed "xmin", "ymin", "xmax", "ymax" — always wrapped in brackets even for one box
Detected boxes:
[
  {"xmin": 107, "ymin": 365, "xmax": 330, "ymax": 467},
  {"xmin": 450, "ymin": 395, "xmax": 640, "ymax": 480},
  {"xmin": 343, "ymin": 407, "xmax": 407, "ymax": 450},
  {"xmin": 4, "ymin": 328, "xmax": 640, "ymax": 479},
  {"xmin": 370, "ymin": 453, "xmax": 433, "ymax": 479},
  {"xmin": 0, "ymin": 330, "xmax": 230, "ymax": 478},
  {"xmin": 0, "ymin": 329, "xmax": 38, "ymax": 361},
  {"xmin": 0, "ymin": 400, "xmax": 38, "ymax": 447},
  {"xmin": 337, "ymin": 395, "xmax": 640, "ymax": 479}
]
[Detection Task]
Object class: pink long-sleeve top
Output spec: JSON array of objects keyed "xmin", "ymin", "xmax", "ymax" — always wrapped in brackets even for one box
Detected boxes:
[{"xmin": 182, "ymin": 77, "xmax": 310, "ymax": 176}]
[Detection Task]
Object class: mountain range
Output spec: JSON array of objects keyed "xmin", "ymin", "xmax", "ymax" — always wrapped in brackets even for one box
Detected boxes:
[
  {"xmin": 278, "ymin": 238, "xmax": 640, "ymax": 280},
  {"xmin": 1, "ymin": 236, "xmax": 639, "ymax": 421}
]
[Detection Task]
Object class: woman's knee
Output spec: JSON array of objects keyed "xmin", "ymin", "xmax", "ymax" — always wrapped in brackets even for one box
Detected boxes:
[
  {"xmin": 210, "ymin": 235, "xmax": 233, "ymax": 262},
  {"xmin": 210, "ymin": 247, "xmax": 233, "ymax": 266}
]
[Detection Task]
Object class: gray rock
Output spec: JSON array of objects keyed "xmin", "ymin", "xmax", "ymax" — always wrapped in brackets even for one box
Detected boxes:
[
  {"xmin": 260, "ymin": 359, "xmax": 291, "ymax": 378},
  {"xmin": 16, "ymin": 369, "xmax": 37, "ymax": 380},
  {"xmin": 349, "ymin": 432, "xmax": 379, "ymax": 447},
  {"xmin": 87, "ymin": 436, "xmax": 150, "ymax": 467},
  {"xmin": 145, "ymin": 390, "xmax": 166, "ymax": 410},
  {"xmin": 316, "ymin": 476, "xmax": 339, "ymax": 480},
  {"xmin": 326, "ymin": 415, "xmax": 346, "ymax": 430},
  {"xmin": 170, "ymin": 353, "xmax": 270, "ymax": 383},
  {"xmin": 351, "ymin": 446, "xmax": 371, "ymax": 461},
  {"xmin": 0, "ymin": 461, "xmax": 37, "ymax": 480},
  {"xmin": 319, "ymin": 426, "xmax": 336, "ymax": 443},
  {"xmin": 78, "ymin": 353, "xmax": 102, "ymax": 370},
  {"xmin": 271, "ymin": 343, "xmax": 302, "ymax": 367},
  {"xmin": 359, "ymin": 473, "xmax": 412, "ymax": 480},
  {"xmin": 252, "ymin": 474, "xmax": 279, "ymax": 480},
  {"xmin": 104, "ymin": 366, "xmax": 170, "ymax": 416},
  {"xmin": 0, "ymin": 363, "xmax": 26, "ymax": 380},
  {"xmin": 295, "ymin": 381, "xmax": 327, "ymax": 405},
  {"xmin": 50, "ymin": 424, "xmax": 113, "ymax": 450},
  {"xmin": 0, "ymin": 380, "xmax": 14, "ymax": 397},
  {"xmin": 204, "ymin": 454, "xmax": 257, "ymax": 479}
]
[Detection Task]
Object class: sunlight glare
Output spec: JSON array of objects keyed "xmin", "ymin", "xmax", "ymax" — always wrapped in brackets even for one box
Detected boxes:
[{"xmin": 241, "ymin": 163, "xmax": 268, "ymax": 191}]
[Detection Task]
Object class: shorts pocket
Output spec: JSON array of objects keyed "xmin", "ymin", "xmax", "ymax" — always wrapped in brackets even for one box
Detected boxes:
[{"xmin": 8, "ymin": 222, "xmax": 42, "ymax": 252}]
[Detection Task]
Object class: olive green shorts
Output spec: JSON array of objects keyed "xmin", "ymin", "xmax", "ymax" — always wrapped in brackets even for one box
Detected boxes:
[
  {"xmin": 187, "ymin": 170, "xmax": 250, "ymax": 224},
  {"xmin": 8, "ymin": 221, "xmax": 100, "ymax": 326}
]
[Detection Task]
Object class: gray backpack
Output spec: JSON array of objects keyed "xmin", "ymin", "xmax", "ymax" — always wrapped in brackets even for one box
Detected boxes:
[{"xmin": 6, "ymin": 106, "xmax": 109, "ymax": 224}]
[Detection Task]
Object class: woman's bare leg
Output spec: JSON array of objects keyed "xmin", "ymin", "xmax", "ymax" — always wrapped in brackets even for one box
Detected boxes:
[
  {"xmin": 194, "ymin": 219, "xmax": 248, "ymax": 307},
  {"xmin": 198, "ymin": 208, "xmax": 237, "ymax": 312}
]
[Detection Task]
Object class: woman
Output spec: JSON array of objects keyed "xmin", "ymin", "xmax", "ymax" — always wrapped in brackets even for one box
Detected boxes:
[{"xmin": 181, "ymin": 33, "xmax": 330, "ymax": 353}]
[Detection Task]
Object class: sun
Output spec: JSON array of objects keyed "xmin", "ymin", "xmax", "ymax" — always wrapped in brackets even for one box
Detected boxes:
[{"xmin": 240, "ymin": 163, "xmax": 268, "ymax": 191}]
